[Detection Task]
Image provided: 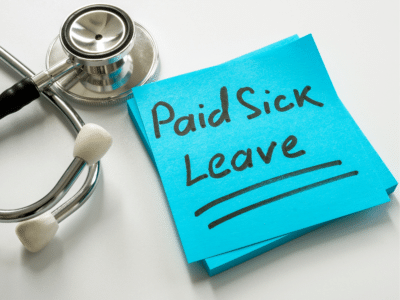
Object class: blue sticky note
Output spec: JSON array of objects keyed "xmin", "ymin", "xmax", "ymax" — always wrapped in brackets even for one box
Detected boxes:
[
  {"xmin": 128, "ymin": 35, "xmax": 397, "ymax": 273},
  {"xmin": 128, "ymin": 35, "xmax": 396, "ymax": 273},
  {"xmin": 129, "ymin": 35, "xmax": 390, "ymax": 263}
]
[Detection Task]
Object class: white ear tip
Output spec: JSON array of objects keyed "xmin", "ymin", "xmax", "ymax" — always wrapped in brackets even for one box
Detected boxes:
[
  {"xmin": 73, "ymin": 123, "xmax": 113, "ymax": 165},
  {"xmin": 15, "ymin": 212, "xmax": 59, "ymax": 252}
]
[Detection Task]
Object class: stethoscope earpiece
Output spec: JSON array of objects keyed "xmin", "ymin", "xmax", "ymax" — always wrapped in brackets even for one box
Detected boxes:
[
  {"xmin": 73, "ymin": 123, "xmax": 113, "ymax": 165},
  {"xmin": 16, "ymin": 212, "xmax": 59, "ymax": 253}
]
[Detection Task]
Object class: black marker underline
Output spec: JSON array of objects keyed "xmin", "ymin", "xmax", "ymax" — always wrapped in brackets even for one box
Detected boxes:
[
  {"xmin": 195, "ymin": 160, "xmax": 342, "ymax": 217},
  {"xmin": 208, "ymin": 170, "xmax": 358, "ymax": 229}
]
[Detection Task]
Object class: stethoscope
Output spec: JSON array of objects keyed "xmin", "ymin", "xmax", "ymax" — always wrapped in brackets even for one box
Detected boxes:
[{"xmin": 0, "ymin": 4, "xmax": 159, "ymax": 252}]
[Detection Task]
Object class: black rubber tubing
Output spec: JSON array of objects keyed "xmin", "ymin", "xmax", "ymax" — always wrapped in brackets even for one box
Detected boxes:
[{"xmin": 0, "ymin": 77, "xmax": 40, "ymax": 120}]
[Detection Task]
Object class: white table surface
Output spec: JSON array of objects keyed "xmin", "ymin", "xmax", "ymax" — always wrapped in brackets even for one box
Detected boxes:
[{"xmin": 0, "ymin": 0, "xmax": 398, "ymax": 299}]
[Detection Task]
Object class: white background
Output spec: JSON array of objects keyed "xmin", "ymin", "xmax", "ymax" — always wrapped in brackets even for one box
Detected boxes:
[{"xmin": 0, "ymin": 0, "xmax": 398, "ymax": 299}]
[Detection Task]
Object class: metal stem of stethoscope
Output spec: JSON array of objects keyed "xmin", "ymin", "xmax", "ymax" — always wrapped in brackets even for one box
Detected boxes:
[{"xmin": 0, "ymin": 45, "xmax": 100, "ymax": 224}]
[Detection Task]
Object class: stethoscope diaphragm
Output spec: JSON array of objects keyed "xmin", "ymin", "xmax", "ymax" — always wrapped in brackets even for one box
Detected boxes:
[{"xmin": 51, "ymin": 4, "xmax": 159, "ymax": 105}]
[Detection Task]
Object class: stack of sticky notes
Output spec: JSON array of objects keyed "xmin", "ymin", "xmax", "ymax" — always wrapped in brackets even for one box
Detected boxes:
[{"xmin": 127, "ymin": 34, "xmax": 397, "ymax": 276}]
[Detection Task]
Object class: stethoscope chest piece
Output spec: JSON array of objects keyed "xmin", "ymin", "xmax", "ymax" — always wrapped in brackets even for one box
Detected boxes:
[{"xmin": 47, "ymin": 4, "xmax": 159, "ymax": 105}]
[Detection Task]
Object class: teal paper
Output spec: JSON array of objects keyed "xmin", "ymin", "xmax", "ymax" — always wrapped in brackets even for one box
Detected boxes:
[
  {"xmin": 128, "ymin": 35, "xmax": 396, "ymax": 273},
  {"xmin": 129, "ymin": 35, "xmax": 390, "ymax": 263},
  {"xmin": 202, "ymin": 224, "xmax": 322, "ymax": 276}
]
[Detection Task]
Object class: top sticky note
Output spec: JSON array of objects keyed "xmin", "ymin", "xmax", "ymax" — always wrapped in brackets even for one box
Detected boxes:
[{"xmin": 130, "ymin": 34, "xmax": 389, "ymax": 263}]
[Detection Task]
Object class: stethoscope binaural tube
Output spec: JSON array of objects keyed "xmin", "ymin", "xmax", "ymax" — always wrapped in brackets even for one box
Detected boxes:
[
  {"xmin": 0, "ymin": 45, "xmax": 112, "ymax": 252},
  {"xmin": 0, "ymin": 4, "xmax": 136, "ymax": 119},
  {"xmin": 0, "ymin": 3, "xmax": 158, "ymax": 252}
]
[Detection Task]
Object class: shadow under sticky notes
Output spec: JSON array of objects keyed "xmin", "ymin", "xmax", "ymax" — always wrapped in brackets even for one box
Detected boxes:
[{"xmin": 127, "ymin": 35, "xmax": 397, "ymax": 274}]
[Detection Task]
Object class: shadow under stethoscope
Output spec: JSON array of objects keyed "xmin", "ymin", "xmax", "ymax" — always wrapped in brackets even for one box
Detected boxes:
[{"xmin": 21, "ymin": 237, "xmax": 64, "ymax": 272}]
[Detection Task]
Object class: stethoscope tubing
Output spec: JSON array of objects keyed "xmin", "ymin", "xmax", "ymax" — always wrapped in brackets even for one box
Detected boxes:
[{"xmin": 0, "ymin": 45, "xmax": 100, "ymax": 223}]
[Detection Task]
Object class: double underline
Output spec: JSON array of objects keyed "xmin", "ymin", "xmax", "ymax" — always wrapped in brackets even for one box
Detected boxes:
[{"xmin": 193, "ymin": 160, "xmax": 359, "ymax": 229}]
